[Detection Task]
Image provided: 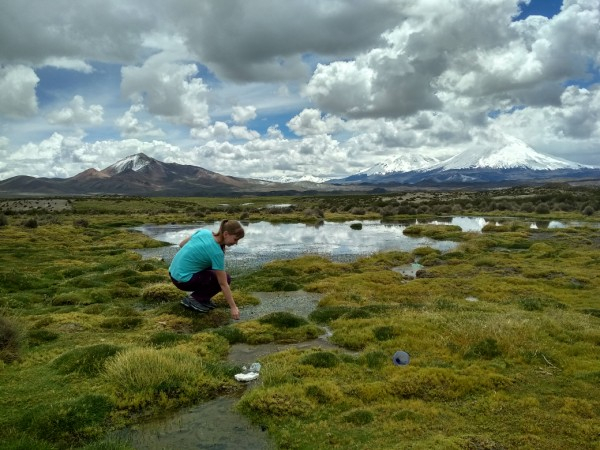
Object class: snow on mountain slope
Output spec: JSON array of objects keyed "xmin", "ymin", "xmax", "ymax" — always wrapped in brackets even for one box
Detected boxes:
[
  {"xmin": 262, "ymin": 174, "xmax": 329, "ymax": 183},
  {"xmin": 105, "ymin": 153, "xmax": 154, "ymax": 174},
  {"xmin": 362, "ymin": 153, "xmax": 441, "ymax": 175},
  {"xmin": 431, "ymin": 135, "xmax": 592, "ymax": 171}
]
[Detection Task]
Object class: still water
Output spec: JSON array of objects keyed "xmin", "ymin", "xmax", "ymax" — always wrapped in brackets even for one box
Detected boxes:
[
  {"xmin": 134, "ymin": 219, "xmax": 459, "ymax": 272},
  {"xmin": 135, "ymin": 217, "xmax": 584, "ymax": 273},
  {"xmin": 133, "ymin": 216, "xmax": 582, "ymax": 272}
]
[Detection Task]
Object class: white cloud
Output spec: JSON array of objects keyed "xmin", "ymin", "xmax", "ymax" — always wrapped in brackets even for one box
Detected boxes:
[
  {"xmin": 47, "ymin": 95, "xmax": 104, "ymax": 126},
  {"xmin": 267, "ymin": 125, "xmax": 284, "ymax": 139},
  {"xmin": 0, "ymin": 65, "xmax": 39, "ymax": 118},
  {"xmin": 115, "ymin": 104, "xmax": 165, "ymax": 139},
  {"xmin": 190, "ymin": 121, "xmax": 260, "ymax": 142},
  {"xmin": 121, "ymin": 55, "xmax": 210, "ymax": 128},
  {"xmin": 555, "ymin": 86, "xmax": 600, "ymax": 138},
  {"xmin": 43, "ymin": 57, "xmax": 94, "ymax": 74},
  {"xmin": 0, "ymin": 0, "xmax": 153, "ymax": 66},
  {"xmin": 287, "ymin": 108, "xmax": 343, "ymax": 136},
  {"xmin": 178, "ymin": 0, "xmax": 407, "ymax": 82},
  {"xmin": 492, "ymin": 84, "xmax": 600, "ymax": 165},
  {"xmin": 1, "ymin": 0, "xmax": 600, "ymax": 181},
  {"xmin": 231, "ymin": 105, "xmax": 257, "ymax": 124}
]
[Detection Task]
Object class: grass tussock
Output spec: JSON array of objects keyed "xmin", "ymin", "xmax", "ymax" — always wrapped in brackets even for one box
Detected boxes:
[
  {"xmin": 102, "ymin": 347, "xmax": 228, "ymax": 410},
  {"xmin": 0, "ymin": 315, "xmax": 25, "ymax": 363},
  {"xmin": 53, "ymin": 344, "xmax": 122, "ymax": 375},
  {"xmin": 141, "ymin": 282, "xmax": 183, "ymax": 303},
  {"xmin": 18, "ymin": 394, "xmax": 114, "ymax": 447},
  {"xmin": 235, "ymin": 314, "xmax": 322, "ymax": 345}
]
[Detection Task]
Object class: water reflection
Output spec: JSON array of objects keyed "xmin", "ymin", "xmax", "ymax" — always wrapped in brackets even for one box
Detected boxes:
[
  {"xmin": 134, "ymin": 220, "xmax": 458, "ymax": 272},
  {"xmin": 133, "ymin": 216, "xmax": 591, "ymax": 272}
]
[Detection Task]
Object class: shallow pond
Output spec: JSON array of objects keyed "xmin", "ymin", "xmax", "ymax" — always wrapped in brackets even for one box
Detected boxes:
[
  {"xmin": 134, "ymin": 219, "xmax": 462, "ymax": 273},
  {"xmin": 134, "ymin": 217, "xmax": 588, "ymax": 273}
]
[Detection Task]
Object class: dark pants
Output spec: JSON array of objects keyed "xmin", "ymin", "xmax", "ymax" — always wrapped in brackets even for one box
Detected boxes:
[{"xmin": 170, "ymin": 270, "xmax": 231, "ymax": 302}]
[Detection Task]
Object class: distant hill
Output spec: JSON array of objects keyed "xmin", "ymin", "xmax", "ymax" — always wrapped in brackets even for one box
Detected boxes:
[{"xmin": 0, "ymin": 153, "xmax": 307, "ymax": 197}]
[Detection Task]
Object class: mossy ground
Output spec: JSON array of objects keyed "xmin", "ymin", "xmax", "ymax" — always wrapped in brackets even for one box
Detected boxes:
[{"xmin": 1, "ymin": 187, "xmax": 599, "ymax": 449}]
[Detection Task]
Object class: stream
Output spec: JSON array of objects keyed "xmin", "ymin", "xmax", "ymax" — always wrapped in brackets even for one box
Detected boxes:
[
  {"xmin": 114, "ymin": 289, "xmax": 342, "ymax": 450},
  {"xmin": 117, "ymin": 331, "xmax": 342, "ymax": 450}
]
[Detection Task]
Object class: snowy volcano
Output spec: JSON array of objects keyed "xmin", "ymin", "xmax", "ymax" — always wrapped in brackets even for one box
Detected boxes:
[
  {"xmin": 332, "ymin": 135, "xmax": 599, "ymax": 186},
  {"xmin": 103, "ymin": 153, "xmax": 155, "ymax": 175},
  {"xmin": 432, "ymin": 135, "xmax": 592, "ymax": 171}
]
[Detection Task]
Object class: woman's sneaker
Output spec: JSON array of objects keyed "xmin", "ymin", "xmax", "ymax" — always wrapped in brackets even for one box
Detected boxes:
[
  {"xmin": 181, "ymin": 296, "xmax": 210, "ymax": 313},
  {"xmin": 199, "ymin": 299, "xmax": 218, "ymax": 309}
]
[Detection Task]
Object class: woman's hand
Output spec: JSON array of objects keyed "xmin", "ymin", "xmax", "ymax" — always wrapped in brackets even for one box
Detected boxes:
[{"xmin": 230, "ymin": 305, "xmax": 240, "ymax": 320}]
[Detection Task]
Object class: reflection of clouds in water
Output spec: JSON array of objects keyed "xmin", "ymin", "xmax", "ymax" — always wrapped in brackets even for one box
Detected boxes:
[
  {"xmin": 430, "ymin": 216, "xmax": 488, "ymax": 232},
  {"xmin": 135, "ymin": 221, "xmax": 456, "ymax": 264},
  {"xmin": 548, "ymin": 221, "xmax": 566, "ymax": 229},
  {"xmin": 134, "ymin": 217, "xmax": 595, "ymax": 272}
]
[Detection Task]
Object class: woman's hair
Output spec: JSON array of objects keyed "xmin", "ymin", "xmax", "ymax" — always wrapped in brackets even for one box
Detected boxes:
[{"xmin": 214, "ymin": 219, "xmax": 245, "ymax": 239}]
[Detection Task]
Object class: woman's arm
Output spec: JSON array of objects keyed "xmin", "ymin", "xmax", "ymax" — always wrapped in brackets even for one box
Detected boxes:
[
  {"xmin": 178, "ymin": 236, "xmax": 191, "ymax": 248},
  {"xmin": 214, "ymin": 270, "xmax": 239, "ymax": 320}
]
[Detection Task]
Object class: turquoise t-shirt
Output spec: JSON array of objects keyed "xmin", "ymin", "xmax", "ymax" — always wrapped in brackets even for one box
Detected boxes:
[{"xmin": 169, "ymin": 229, "xmax": 225, "ymax": 282}]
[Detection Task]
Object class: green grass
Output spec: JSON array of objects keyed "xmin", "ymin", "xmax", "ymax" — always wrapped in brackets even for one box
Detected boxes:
[{"xmin": 0, "ymin": 188, "xmax": 599, "ymax": 449}]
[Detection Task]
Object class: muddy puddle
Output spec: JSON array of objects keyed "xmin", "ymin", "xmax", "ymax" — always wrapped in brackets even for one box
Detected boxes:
[
  {"xmin": 392, "ymin": 262, "xmax": 424, "ymax": 279},
  {"xmin": 238, "ymin": 290, "xmax": 323, "ymax": 322}
]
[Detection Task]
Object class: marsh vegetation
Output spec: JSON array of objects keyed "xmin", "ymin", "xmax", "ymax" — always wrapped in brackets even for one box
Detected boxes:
[{"xmin": 1, "ymin": 185, "xmax": 599, "ymax": 449}]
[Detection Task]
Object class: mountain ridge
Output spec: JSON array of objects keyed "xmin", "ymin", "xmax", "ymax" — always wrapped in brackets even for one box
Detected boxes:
[
  {"xmin": 1, "ymin": 144, "xmax": 599, "ymax": 197},
  {"xmin": 332, "ymin": 136, "xmax": 599, "ymax": 185},
  {"xmin": 0, "ymin": 153, "xmax": 282, "ymax": 197}
]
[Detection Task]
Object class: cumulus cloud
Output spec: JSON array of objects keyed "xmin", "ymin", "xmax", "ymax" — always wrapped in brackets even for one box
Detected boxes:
[
  {"xmin": 554, "ymin": 86, "xmax": 600, "ymax": 138},
  {"xmin": 287, "ymin": 108, "xmax": 344, "ymax": 136},
  {"xmin": 1, "ymin": 0, "xmax": 600, "ymax": 180},
  {"xmin": 1, "ymin": 132, "xmax": 188, "ymax": 179},
  {"xmin": 231, "ymin": 105, "xmax": 257, "ymax": 124},
  {"xmin": 0, "ymin": 0, "xmax": 153, "ymax": 66},
  {"xmin": 191, "ymin": 122, "xmax": 260, "ymax": 142},
  {"xmin": 0, "ymin": 65, "xmax": 39, "ymax": 118},
  {"xmin": 115, "ymin": 104, "xmax": 166, "ymax": 139},
  {"xmin": 121, "ymin": 55, "xmax": 211, "ymax": 128},
  {"xmin": 43, "ymin": 57, "xmax": 94, "ymax": 74},
  {"xmin": 492, "ymin": 84, "xmax": 600, "ymax": 163},
  {"xmin": 177, "ymin": 0, "xmax": 407, "ymax": 82},
  {"xmin": 47, "ymin": 95, "xmax": 104, "ymax": 126}
]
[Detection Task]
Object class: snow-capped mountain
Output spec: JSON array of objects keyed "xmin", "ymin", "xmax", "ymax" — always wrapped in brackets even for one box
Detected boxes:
[
  {"xmin": 431, "ymin": 135, "xmax": 592, "ymax": 171},
  {"xmin": 104, "ymin": 153, "xmax": 154, "ymax": 175},
  {"xmin": 332, "ymin": 136, "xmax": 599, "ymax": 186},
  {"xmin": 262, "ymin": 174, "xmax": 329, "ymax": 184},
  {"xmin": 361, "ymin": 153, "xmax": 441, "ymax": 175}
]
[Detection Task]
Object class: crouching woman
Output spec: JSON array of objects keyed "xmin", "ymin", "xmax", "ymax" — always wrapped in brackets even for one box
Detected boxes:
[{"xmin": 169, "ymin": 219, "xmax": 244, "ymax": 320}]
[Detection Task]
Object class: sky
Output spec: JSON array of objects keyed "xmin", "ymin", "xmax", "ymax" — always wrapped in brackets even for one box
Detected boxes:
[{"xmin": 0, "ymin": 0, "xmax": 599, "ymax": 182}]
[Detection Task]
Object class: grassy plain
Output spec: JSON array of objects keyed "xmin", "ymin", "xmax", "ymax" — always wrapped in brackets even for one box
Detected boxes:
[{"xmin": 0, "ymin": 186, "xmax": 599, "ymax": 449}]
